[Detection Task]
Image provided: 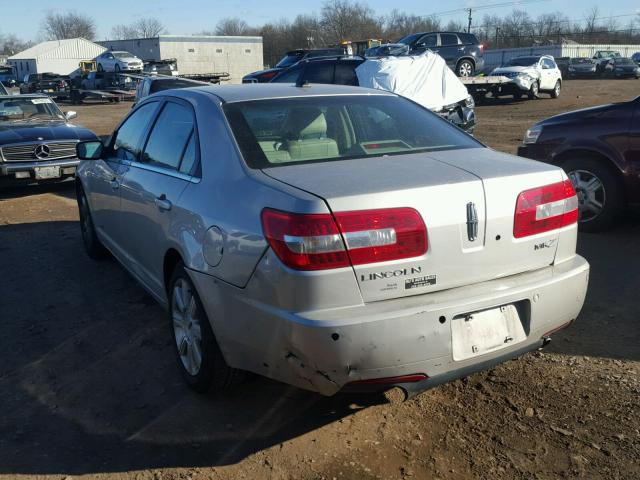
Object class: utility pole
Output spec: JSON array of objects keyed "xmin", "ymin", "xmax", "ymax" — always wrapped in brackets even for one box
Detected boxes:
[
  {"xmin": 495, "ymin": 26, "xmax": 500, "ymax": 48},
  {"xmin": 467, "ymin": 8, "xmax": 472, "ymax": 33}
]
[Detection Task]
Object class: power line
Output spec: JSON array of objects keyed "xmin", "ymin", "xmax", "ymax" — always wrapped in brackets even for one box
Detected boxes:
[{"xmin": 423, "ymin": 0, "xmax": 550, "ymax": 19}]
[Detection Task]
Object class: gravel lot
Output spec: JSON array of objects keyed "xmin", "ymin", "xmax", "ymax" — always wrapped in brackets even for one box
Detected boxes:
[{"xmin": 1, "ymin": 79, "xmax": 638, "ymax": 480}]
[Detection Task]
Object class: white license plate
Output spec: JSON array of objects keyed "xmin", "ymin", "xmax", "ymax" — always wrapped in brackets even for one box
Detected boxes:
[
  {"xmin": 451, "ymin": 304, "xmax": 527, "ymax": 361},
  {"xmin": 34, "ymin": 166, "xmax": 61, "ymax": 180}
]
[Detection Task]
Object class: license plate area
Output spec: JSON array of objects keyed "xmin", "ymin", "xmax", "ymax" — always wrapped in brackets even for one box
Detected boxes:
[
  {"xmin": 34, "ymin": 166, "xmax": 61, "ymax": 180},
  {"xmin": 451, "ymin": 302, "xmax": 530, "ymax": 361}
]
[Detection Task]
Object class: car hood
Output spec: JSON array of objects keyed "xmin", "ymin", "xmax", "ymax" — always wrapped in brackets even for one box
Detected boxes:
[
  {"xmin": 115, "ymin": 57, "xmax": 141, "ymax": 63},
  {"xmin": 245, "ymin": 67, "xmax": 282, "ymax": 78},
  {"xmin": 0, "ymin": 121, "xmax": 98, "ymax": 144},
  {"xmin": 537, "ymin": 103, "xmax": 621, "ymax": 126},
  {"xmin": 492, "ymin": 66, "xmax": 537, "ymax": 75}
]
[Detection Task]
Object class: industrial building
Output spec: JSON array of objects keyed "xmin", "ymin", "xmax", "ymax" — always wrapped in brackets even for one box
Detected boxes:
[
  {"xmin": 7, "ymin": 38, "xmax": 106, "ymax": 79},
  {"xmin": 99, "ymin": 35, "xmax": 263, "ymax": 83}
]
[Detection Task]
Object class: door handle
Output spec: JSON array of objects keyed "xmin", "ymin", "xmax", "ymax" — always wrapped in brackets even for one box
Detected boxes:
[
  {"xmin": 110, "ymin": 178, "xmax": 119, "ymax": 190},
  {"xmin": 155, "ymin": 194, "xmax": 172, "ymax": 212}
]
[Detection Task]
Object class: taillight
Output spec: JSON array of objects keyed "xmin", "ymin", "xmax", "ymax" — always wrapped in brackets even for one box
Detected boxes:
[
  {"xmin": 479, "ymin": 43, "xmax": 484, "ymax": 54},
  {"xmin": 261, "ymin": 207, "xmax": 428, "ymax": 271},
  {"xmin": 513, "ymin": 179, "xmax": 579, "ymax": 238}
]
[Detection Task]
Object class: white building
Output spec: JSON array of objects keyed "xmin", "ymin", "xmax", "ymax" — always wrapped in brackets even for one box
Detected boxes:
[
  {"xmin": 7, "ymin": 38, "xmax": 107, "ymax": 79},
  {"xmin": 99, "ymin": 35, "xmax": 263, "ymax": 84}
]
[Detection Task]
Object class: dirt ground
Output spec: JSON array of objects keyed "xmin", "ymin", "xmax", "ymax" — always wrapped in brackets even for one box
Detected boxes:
[{"xmin": 1, "ymin": 79, "xmax": 639, "ymax": 480}]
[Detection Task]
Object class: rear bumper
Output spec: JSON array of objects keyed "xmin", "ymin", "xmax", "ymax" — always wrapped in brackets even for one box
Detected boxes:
[{"xmin": 190, "ymin": 255, "xmax": 589, "ymax": 396}]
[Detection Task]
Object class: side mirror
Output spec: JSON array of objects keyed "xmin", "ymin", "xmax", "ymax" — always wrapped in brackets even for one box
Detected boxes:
[
  {"xmin": 77, "ymin": 140, "xmax": 103, "ymax": 160},
  {"xmin": 65, "ymin": 111, "xmax": 77, "ymax": 120}
]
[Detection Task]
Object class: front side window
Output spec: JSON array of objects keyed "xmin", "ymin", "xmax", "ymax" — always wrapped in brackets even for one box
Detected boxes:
[
  {"xmin": 418, "ymin": 34, "xmax": 438, "ymax": 48},
  {"xmin": 113, "ymin": 102, "xmax": 159, "ymax": 161},
  {"xmin": 141, "ymin": 101, "xmax": 195, "ymax": 171},
  {"xmin": 224, "ymin": 95, "xmax": 481, "ymax": 168}
]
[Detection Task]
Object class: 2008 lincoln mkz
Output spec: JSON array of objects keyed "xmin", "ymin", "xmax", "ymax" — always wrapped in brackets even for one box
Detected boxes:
[{"xmin": 75, "ymin": 84, "xmax": 589, "ymax": 398}]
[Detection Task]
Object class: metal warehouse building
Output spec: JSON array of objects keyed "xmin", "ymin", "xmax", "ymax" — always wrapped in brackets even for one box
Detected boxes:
[
  {"xmin": 99, "ymin": 35, "xmax": 264, "ymax": 84},
  {"xmin": 7, "ymin": 38, "xmax": 107, "ymax": 79}
]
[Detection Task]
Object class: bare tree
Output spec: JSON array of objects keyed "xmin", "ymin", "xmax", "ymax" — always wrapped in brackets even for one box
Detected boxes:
[
  {"xmin": 110, "ymin": 18, "xmax": 165, "ymax": 39},
  {"xmin": 214, "ymin": 18, "xmax": 256, "ymax": 36},
  {"xmin": 0, "ymin": 33, "xmax": 32, "ymax": 55},
  {"xmin": 320, "ymin": 0, "xmax": 382, "ymax": 44},
  {"xmin": 41, "ymin": 11, "xmax": 96, "ymax": 40}
]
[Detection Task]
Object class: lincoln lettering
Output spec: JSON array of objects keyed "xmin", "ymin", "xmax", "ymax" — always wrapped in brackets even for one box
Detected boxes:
[{"xmin": 361, "ymin": 267, "xmax": 422, "ymax": 282}]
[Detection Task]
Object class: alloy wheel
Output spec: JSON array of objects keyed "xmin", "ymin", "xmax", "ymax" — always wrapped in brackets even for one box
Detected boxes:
[
  {"xmin": 172, "ymin": 279, "xmax": 203, "ymax": 376},
  {"xmin": 458, "ymin": 61, "xmax": 473, "ymax": 77},
  {"xmin": 568, "ymin": 169, "xmax": 606, "ymax": 222}
]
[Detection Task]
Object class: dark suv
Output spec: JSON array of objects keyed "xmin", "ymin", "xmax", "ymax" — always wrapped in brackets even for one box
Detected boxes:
[
  {"xmin": 271, "ymin": 57, "xmax": 475, "ymax": 133},
  {"xmin": 397, "ymin": 32, "xmax": 484, "ymax": 77},
  {"xmin": 242, "ymin": 48, "xmax": 346, "ymax": 83}
]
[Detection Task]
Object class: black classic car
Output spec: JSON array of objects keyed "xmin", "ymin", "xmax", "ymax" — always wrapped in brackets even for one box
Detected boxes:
[{"xmin": 0, "ymin": 94, "xmax": 98, "ymax": 185}]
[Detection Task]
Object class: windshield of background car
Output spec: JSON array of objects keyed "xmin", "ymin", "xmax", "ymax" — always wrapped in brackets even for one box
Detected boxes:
[
  {"xmin": 571, "ymin": 58, "xmax": 593, "ymax": 64},
  {"xmin": 276, "ymin": 53, "xmax": 303, "ymax": 68},
  {"xmin": 113, "ymin": 51, "xmax": 134, "ymax": 59},
  {"xmin": 507, "ymin": 57, "xmax": 540, "ymax": 67},
  {"xmin": 0, "ymin": 97, "xmax": 63, "ymax": 123},
  {"xmin": 397, "ymin": 33, "xmax": 423, "ymax": 45},
  {"xmin": 224, "ymin": 95, "xmax": 481, "ymax": 168}
]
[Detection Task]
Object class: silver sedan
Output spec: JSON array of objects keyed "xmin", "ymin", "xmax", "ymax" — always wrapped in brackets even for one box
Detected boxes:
[{"xmin": 75, "ymin": 84, "xmax": 589, "ymax": 398}]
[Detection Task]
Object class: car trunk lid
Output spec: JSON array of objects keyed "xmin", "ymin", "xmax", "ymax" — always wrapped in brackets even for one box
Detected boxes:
[{"xmin": 263, "ymin": 147, "xmax": 567, "ymax": 303}]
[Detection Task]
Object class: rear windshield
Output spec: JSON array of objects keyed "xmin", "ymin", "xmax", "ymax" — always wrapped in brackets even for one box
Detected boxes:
[
  {"xmin": 506, "ymin": 56, "xmax": 540, "ymax": 66},
  {"xmin": 224, "ymin": 95, "xmax": 481, "ymax": 169},
  {"xmin": 276, "ymin": 53, "xmax": 304, "ymax": 68}
]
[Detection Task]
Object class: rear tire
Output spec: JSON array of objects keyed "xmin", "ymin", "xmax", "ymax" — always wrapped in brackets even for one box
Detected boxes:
[
  {"xmin": 550, "ymin": 80, "xmax": 561, "ymax": 98},
  {"xmin": 562, "ymin": 157, "xmax": 624, "ymax": 232},
  {"xmin": 168, "ymin": 262, "xmax": 244, "ymax": 393},
  {"xmin": 78, "ymin": 189, "xmax": 108, "ymax": 260},
  {"xmin": 456, "ymin": 59, "xmax": 475, "ymax": 77}
]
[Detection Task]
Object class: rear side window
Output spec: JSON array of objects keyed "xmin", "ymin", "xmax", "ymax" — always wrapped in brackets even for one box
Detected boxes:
[
  {"xmin": 458, "ymin": 33, "xmax": 478, "ymax": 45},
  {"xmin": 334, "ymin": 64, "xmax": 359, "ymax": 85},
  {"xmin": 142, "ymin": 101, "xmax": 195, "ymax": 171},
  {"xmin": 440, "ymin": 34, "xmax": 460, "ymax": 46},
  {"xmin": 304, "ymin": 63, "xmax": 335, "ymax": 84},
  {"xmin": 113, "ymin": 102, "xmax": 159, "ymax": 161}
]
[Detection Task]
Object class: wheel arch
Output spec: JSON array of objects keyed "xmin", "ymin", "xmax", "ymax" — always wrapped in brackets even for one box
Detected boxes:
[
  {"xmin": 163, "ymin": 248, "xmax": 185, "ymax": 296},
  {"xmin": 456, "ymin": 57, "xmax": 476, "ymax": 68},
  {"xmin": 553, "ymin": 148, "xmax": 628, "ymax": 202}
]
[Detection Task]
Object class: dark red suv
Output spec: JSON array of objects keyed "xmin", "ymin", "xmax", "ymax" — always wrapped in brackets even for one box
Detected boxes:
[{"xmin": 518, "ymin": 96, "xmax": 640, "ymax": 231}]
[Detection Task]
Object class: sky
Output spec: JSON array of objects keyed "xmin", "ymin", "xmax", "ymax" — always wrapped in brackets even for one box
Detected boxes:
[{"xmin": 3, "ymin": 0, "xmax": 640, "ymax": 41}]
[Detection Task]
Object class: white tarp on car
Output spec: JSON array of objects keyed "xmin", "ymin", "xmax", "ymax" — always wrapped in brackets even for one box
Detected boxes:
[{"xmin": 355, "ymin": 52, "xmax": 469, "ymax": 111}]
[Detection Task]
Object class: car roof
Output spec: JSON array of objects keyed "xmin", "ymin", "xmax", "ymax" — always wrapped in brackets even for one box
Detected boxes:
[{"xmin": 169, "ymin": 83, "xmax": 394, "ymax": 104}]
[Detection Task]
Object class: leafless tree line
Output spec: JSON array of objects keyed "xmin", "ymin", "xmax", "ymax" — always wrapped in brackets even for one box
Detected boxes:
[{"xmin": 2, "ymin": 4, "xmax": 639, "ymax": 62}]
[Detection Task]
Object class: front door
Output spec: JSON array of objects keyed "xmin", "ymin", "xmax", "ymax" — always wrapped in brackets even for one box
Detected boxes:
[
  {"xmin": 118, "ymin": 99, "xmax": 199, "ymax": 298},
  {"xmin": 85, "ymin": 101, "xmax": 160, "ymax": 257}
]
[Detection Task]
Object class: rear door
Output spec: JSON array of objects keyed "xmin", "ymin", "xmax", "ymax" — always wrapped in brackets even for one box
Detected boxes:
[
  {"xmin": 117, "ymin": 98, "xmax": 197, "ymax": 297},
  {"xmin": 302, "ymin": 62, "xmax": 335, "ymax": 84},
  {"xmin": 438, "ymin": 33, "xmax": 462, "ymax": 68}
]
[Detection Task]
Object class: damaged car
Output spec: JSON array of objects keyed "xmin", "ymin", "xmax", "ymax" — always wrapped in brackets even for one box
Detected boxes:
[
  {"xmin": 75, "ymin": 84, "xmax": 589, "ymax": 398},
  {"xmin": 491, "ymin": 55, "xmax": 562, "ymax": 100}
]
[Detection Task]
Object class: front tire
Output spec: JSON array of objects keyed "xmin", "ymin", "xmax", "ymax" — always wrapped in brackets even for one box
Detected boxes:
[
  {"xmin": 168, "ymin": 263, "xmax": 243, "ymax": 393},
  {"xmin": 456, "ymin": 59, "xmax": 475, "ymax": 77},
  {"xmin": 562, "ymin": 157, "xmax": 624, "ymax": 232},
  {"xmin": 78, "ymin": 190, "xmax": 108, "ymax": 259},
  {"xmin": 114, "ymin": 64, "xmax": 121, "ymax": 73},
  {"xmin": 528, "ymin": 81, "xmax": 540, "ymax": 99},
  {"xmin": 97, "ymin": 63, "xmax": 104, "ymax": 72},
  {"xmin": 550, "ymin": 80, "xmax": 561, "ymax": 98}
]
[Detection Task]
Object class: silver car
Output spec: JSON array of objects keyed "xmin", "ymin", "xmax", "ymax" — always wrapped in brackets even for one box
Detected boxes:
[{"xmin": 75, "ymin": 84, "xmax": 589, "ymax": 398}]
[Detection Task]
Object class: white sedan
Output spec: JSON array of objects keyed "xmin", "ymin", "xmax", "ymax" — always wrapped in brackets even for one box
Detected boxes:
[{"xmin": 96, "ymin": 51, "xmax": 144, "ymax": 72}]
